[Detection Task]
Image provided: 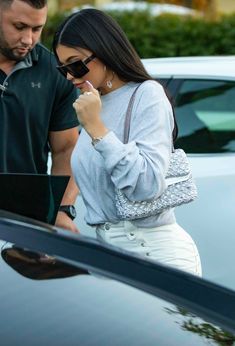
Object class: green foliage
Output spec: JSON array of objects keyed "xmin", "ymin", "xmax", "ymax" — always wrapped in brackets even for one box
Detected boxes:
[
  {"xmin": 41, "ymin": 12, "xmax": 69, "ymax": 51},
  {"xmin": 41, "ymin": 11, "xmax": 235, "ymax": 58}
]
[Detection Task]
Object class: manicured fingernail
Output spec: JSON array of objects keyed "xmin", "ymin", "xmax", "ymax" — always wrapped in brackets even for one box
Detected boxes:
[{"xmin": 86, "ymin": 80, "xmax": 93, "ymax": 87}]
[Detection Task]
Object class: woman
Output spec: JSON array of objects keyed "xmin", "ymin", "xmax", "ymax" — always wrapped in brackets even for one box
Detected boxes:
[{"xmin": 53, "ymin": 8, "xmax": 202, "ymax": 276}]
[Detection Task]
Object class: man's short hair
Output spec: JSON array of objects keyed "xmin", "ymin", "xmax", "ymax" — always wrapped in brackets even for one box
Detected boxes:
[{"xmin": 0, "ymin": 0, "xmax": 47, "ymax": 10}]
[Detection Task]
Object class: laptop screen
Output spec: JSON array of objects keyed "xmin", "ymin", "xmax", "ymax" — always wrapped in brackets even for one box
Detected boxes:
[{"xmin": 0, "ymin": 174, "xmax": 70, "ymax": 225}]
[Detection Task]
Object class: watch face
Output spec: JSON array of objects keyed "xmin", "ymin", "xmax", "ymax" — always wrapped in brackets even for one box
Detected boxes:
[{"xmin": 69, "ymin": 206, "xmax": 77, "ymax": 219}]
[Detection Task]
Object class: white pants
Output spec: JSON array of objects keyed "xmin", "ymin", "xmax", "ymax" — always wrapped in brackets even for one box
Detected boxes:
[{"xmin": 96, "ymin": 221, "xmax": 202, "ymax": 276}]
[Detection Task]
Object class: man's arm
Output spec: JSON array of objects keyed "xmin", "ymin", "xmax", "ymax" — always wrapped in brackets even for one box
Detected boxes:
[{"xmin": 49, "ymin": 127, "xmax": 79, "ymax": 232}]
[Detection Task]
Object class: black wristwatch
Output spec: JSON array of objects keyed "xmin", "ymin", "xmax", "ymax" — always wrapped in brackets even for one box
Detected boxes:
[{"xmin": 59, "ymin": 205, "xmax": 77, "ymax": 220}]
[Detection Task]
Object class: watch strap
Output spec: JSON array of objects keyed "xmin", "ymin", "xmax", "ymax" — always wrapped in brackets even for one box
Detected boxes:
[{"xmin": 59, "ymin": 205, "xmax": 76, "ymax": 220}]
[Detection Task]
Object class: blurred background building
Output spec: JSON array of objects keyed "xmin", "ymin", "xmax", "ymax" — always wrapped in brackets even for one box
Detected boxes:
[
  {"xmin": 217, "ymin": 0, "xmax": 235, "ymax": 14},
  {"xmin": 48, "ymin": 0, "xmax": 235, "ymax": 16}
]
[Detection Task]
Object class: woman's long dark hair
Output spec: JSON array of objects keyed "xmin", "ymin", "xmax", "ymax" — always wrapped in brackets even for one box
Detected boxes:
[{"xmin": 52, "ymin": 8, "xmax": 178, "ymax": 141}]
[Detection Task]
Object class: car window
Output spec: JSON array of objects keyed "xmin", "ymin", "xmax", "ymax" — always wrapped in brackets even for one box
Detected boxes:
[
  {"xmin": 170, "ymin": 79, "xmax": 235, "ymax": 153},
  {"xmin": 156, "ymin": 78, "xmax": 170, "ymax": 88}
]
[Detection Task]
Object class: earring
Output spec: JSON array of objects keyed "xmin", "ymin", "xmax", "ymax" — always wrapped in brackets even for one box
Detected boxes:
[
  {"xmin": 106, "ymin": 71, "xmax": 115, "ymax": 89},
  {"xmin": 106, "ymin": 80, "xmax": 113, "ymax": 88}
]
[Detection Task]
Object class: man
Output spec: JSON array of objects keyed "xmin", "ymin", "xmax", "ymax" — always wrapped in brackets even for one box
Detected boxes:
[{"xmin": 0, "ymin": 0, "xmax": 79, "ymax": 232}]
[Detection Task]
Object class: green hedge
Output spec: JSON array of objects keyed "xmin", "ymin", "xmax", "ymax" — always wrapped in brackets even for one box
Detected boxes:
[
  {"xmin": 41, "ymin": 11, "xmax": 67, "ymax": 51},
  {"xmin": 41, "ymin": 10, "xmax": 235, "ymax": 57}
]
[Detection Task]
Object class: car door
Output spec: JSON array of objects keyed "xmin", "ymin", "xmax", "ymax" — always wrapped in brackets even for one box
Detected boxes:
[{"xmin": 161, "ymin": 77, "xmax": 235, "ymax": 289}]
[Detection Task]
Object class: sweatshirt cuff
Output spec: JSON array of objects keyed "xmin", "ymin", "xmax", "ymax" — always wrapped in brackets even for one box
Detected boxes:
[{"xmin": 93, "ymin": 130, "xmax": 124, "ymax": 152}]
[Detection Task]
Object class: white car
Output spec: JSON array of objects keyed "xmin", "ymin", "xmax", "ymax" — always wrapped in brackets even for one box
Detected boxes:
[
  {"xmin": 142, "ymin": 56, "xmax": 235, "ymax": 288},
  {"xmin": 70, "ymin": 56, "xmax": 235, "ymax": 289}
]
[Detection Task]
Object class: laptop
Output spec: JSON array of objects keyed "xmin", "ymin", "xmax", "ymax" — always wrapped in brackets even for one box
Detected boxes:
[{"xmin": 0, "ymin": 173, "xmax": 70, "ymax": 225}]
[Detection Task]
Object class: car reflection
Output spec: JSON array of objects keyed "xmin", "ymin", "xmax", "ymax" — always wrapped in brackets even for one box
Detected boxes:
[
  {"xmin": 1, "ymin": 245, "xmax": 88, "ymax": 280},
  {"xmin": 2, "ymin": 244, "xmax": 234, "ymax": 344},
  {"xmin": 165, "ymin": 306, "xmax": 235, "ymax": 345}
]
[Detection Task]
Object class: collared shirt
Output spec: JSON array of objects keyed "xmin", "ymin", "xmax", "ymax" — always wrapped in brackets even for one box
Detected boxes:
[{"xmin": 0, "ymin": 43, "xmax": 78, "ymax": 173}]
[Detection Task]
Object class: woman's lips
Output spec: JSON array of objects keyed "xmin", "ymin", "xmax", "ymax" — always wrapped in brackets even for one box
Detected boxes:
[{"xmin": 74, "ymin": 82, "xmax": 85, "ymax": 88}]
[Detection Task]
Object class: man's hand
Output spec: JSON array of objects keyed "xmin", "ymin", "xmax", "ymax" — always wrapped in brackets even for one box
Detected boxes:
[{"xmin": 55, "ymin": 211, "xmax": 79, "ymax": 233}]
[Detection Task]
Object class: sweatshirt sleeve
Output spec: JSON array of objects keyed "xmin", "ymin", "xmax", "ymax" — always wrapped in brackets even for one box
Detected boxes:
[{"xmin": 94, "ymin": 81, "xmax": 174, "ymax": 201}]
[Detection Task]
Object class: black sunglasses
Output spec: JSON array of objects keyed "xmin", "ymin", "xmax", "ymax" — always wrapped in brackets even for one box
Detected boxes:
[{"xmin": 56, "ymin": 54, "xmax": 96, "ymax": 78}]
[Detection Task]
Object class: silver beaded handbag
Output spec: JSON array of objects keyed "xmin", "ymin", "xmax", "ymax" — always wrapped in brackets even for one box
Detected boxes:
[{"xmin": 115, "ymin": 85, "xmax": 198, "ymax": 220}]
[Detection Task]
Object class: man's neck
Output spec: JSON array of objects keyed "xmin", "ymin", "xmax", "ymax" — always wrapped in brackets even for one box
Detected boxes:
[
  {"xmin": 0, "ymin": 55, "xmax": 18, "ymax": 75},
  {"xmin": 0, "ymin": 54, "xmax": 17, "ymax": 74}
]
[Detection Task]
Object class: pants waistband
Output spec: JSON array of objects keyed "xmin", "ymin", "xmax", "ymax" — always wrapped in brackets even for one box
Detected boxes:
[{"xmin": 92, "ymin": 221, "xmax": 126, "ymax": 229}]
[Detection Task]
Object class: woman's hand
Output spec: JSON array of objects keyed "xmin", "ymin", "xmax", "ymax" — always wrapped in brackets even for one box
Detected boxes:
[
  {"xmin": 73, "ymin": 81, "xmax": 109, "ymax": 139},
  {"xmin": 73, "ymin": 81, "xmax": 101, "ymax": 130}
]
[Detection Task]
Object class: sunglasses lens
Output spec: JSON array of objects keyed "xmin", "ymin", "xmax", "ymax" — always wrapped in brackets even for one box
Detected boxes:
[
  {"xmin": 57, "ymin": 60, "xmax": 90, "ymax": 78},
  {"xmin": 57, "ymin": 66, "xmax": 67, "ymax": 76}
]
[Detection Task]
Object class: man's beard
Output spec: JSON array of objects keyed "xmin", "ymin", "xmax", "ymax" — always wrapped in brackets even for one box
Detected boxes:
[
  {"xmin": 0, "ymin": 28, "xmax": 30, "ymax": 62},
  {"xmin": 0, "ymin": 45, "xmax": 30, "ymax": 62}
]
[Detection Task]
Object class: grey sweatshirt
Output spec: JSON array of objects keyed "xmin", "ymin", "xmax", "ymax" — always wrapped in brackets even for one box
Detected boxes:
[{"xmin": 71, "ymin": 81, "xmax": 176, "ymax": 227}]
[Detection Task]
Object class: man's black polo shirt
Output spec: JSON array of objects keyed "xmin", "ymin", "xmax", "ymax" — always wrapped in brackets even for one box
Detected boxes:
[{"xmin": 0, "ymin": 43, "xmax": 79, "ymax": 173}]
